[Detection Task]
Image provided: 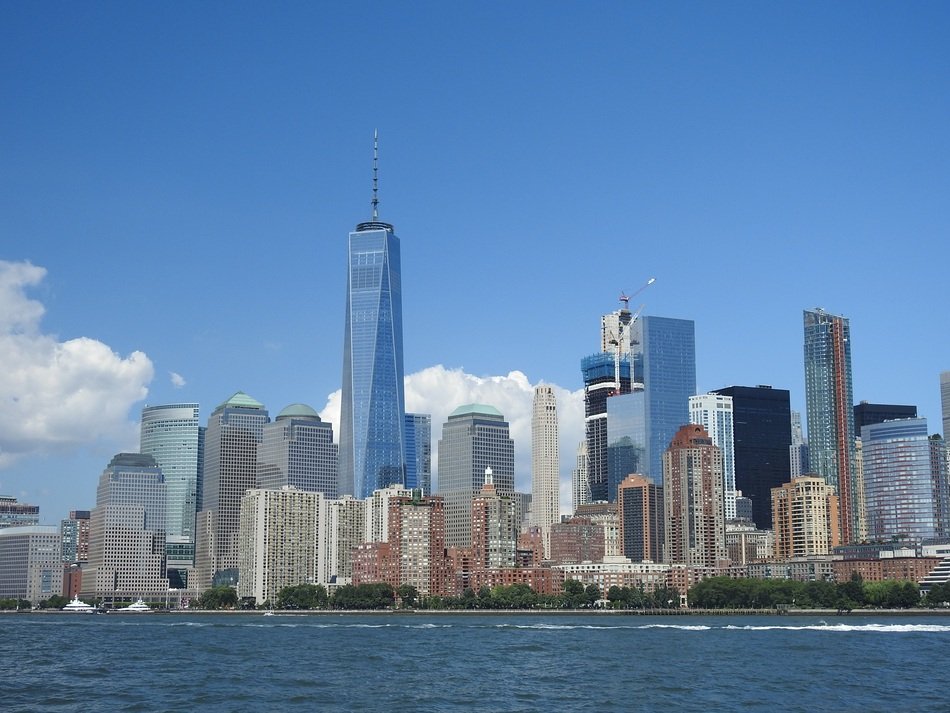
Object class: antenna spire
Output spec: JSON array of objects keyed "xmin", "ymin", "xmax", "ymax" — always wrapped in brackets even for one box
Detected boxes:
[{"xmin": 372, "ymin": 129, "xmax": 379, "ymax": 220}]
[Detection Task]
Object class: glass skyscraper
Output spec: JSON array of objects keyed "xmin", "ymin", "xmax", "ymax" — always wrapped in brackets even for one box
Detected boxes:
[
  {"xmin": 140, "ymin": 403, "xmax": 203, "ymax": 570},
  {"xmin": 339, "ymin": 214, "xmax": 406, "ymax": 499},
  {"xmin": 803, "ymin": 308, "xmax": 857, "ymax": 543},
  {"xmin": 630, "ymin": 315, "xmax": 697, "ymax": 483},
  {"xmin": 710, "ymin": 386, "xmax": 791, "ymax": 529},
  {"xmin": 862, "ymin": 418, "xmax": 948, "ymax": 543},
  {"xmin": 404, "ymin": 413, "xmax": 432, "ymax": 494}
]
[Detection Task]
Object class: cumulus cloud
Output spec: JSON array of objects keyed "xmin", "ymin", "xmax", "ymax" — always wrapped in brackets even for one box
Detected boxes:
[
  {"xmin": 320, "ymin": 364, "xmax": 584, "ymax": 514},
  {"xmin": 170, "ymin": 372, "xmax": 187, "ymax": 388},
  {"xmin": 0, "ymin": 260, "xmax": 154, "ymax": 467}
]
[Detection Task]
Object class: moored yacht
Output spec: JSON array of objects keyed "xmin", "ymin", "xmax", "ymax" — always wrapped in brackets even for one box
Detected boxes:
[{"xmin": 62, "ymin": 595, "xmax": 96, "ymax": 613}]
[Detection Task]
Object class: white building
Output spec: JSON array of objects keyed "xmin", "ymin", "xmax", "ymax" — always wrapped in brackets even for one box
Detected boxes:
[
  {"xmin": 238, "ymin": 487, "xmax": 323, "ymax": 605},
  {"xmin": 556, "ymin": 556, "xmax": 669, "ymax": 594},
  {"xmin": 0, "ymin": 526, "xmax": 63, "ymax": 604},
  {"xmin": 365, "ymin": 484, "xmax": 412, "ymax": 544},
  {"xmin": 689, "ymin": 393, "xmax": 737, "ymax": 520},
  {"xmin": 319, "ymin": 495, "xmax": 366, "ymax": 586},
  {"xmin": 531, "ymin": 385, "xmax": 560, "ymax": 529}
]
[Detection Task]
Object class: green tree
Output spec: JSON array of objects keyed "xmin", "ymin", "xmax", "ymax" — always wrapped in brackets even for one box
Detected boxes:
[
  {"xmin": 396, "ymin": 584, "xmax": 418, "ymax": 609},
  {"xmin": 197, "ymin": 585, "xmax": 238, "ymax": 610},
  {"xmin": 277, "ymin": 583, "xmax": 328, "ymax": 610}
]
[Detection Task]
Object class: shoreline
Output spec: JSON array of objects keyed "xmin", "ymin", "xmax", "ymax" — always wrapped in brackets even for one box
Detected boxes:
[{"xmin": 9, "ymin": 607, "xmax": 950, "ymax": 617}]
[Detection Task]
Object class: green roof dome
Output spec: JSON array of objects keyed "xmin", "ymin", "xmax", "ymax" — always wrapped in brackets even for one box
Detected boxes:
[
  {"xmin": 448, "ymin": 403, "xmax": 504, "ymax": 418},
  {"xmin": 216, "ymin": 391, "xmax": 265, "ymax": 410},
  {"xmin": 276, "ymin": 403, "xmax": 321, "ymax": 421}
]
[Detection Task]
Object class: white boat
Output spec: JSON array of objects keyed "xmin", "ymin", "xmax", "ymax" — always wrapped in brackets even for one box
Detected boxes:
[
  {"xmin": 62, "ymin": 595, "xmax": 96, "ymax": 613},
  {"xmin": 117, "ymin": 599, "xmax": 152, "ymax": 613}
]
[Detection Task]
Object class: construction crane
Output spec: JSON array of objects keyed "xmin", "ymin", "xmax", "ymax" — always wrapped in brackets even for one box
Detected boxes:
[{"xmin": 608, "ymin": 277, "xmax": 656, "ymax": 393}]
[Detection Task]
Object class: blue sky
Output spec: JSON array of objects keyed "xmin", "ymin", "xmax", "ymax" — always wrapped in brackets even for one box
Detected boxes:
[{"xmin": 2, "ymin": 2, "xmax": 948, "ymax": 523}]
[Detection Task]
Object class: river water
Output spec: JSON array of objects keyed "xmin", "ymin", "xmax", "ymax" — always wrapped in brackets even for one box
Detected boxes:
[{"xmin": 3, "ymin": 612, "xmax": 947, "ymax": 711}]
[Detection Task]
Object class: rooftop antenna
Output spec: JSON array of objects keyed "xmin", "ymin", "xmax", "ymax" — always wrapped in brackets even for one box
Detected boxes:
[{"xmin": 371, "ymin": 129, "xmax": 379, "ymax": 220}]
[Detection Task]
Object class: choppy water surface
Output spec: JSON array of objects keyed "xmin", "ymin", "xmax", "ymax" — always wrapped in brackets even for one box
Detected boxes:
[{"xmin": 2, "ymin": 613, "xmax": 947, "ymax": 711}]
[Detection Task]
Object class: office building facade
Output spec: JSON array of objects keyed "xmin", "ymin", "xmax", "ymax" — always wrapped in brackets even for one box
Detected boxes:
[
  {"xmin": 803, "ymin": 308, "xmax": 857, "ymax": 543},
  {"xmin": 0, "ymin": 496, "xmax": 39, "ymax": 528},
  {"xmin": 862, "ymin": 418, "xmax": 948, "ymax": 543},
  {"xmin": 437, "ymin": 404, "xmax": 515, "ymax": 549},
  {"xmin": 339, "ymin": 210, "xmax": 406, "ymax": 499},
  {"xmin": 631, "ymin": 315, "xmax": 697, "ymax": 483},
  {"xmin": 853, "ymin": 402, "xmax": 917, "ymax": 432},
  {"xmin": 711, "ymin": 386, "xmax": 791, "ymax": 530},
  {"xmin": 140, "ymin": 403, "xmax": 203, "ymax": 571},
  {"xmin": 258, "ymin": 403, "xmax": 338, "ymax": 497},
  {"xmin": 82, "ymin": 453, "xmax": 169, "ymax": 602},
  {"xmin": 195, "ymin": 392, "xmax": 269, "ymax": 590},
  {"xmin": 404, "ymin": 413, "xmax": 432, "ymax": 494},
  {"xmin": 0, "ymin": 526, "xmax": 62, "ymax": 604}
]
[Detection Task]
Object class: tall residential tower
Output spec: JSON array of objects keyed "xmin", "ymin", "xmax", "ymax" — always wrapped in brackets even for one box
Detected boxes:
[
  {"xmin": 531, "ymin": 385, "xmax": 560, "ymax": 527},
  {"xmin": 803, "ymin": 308, "xmax": 857, "ymax": 543}
]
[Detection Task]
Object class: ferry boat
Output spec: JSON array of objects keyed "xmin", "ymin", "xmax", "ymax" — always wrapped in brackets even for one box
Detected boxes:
[{"xmin": 62, "ymin": 595, "xmax": 96, "ymax": 614}]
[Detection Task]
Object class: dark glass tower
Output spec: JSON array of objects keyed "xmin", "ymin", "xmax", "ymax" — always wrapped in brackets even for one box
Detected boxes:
[
  {"xmin": 853, "ymin": 402, "xmax": 917, "ymax": 432},
  {"xmin": 712, "ymin": 385, "xmax": 792, "ymax": 529},
  {"xmin": 339, "ymin": 137, "xmax": 406, "ymax": 498}
]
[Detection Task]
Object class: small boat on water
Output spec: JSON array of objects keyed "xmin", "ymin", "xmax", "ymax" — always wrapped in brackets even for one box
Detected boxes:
[{"xmin": 62, "ymin": 595, "xmax": 96, "ymax": 614}]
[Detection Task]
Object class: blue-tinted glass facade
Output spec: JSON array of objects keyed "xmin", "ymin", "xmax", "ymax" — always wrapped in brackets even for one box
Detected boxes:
[
  {"xmin": 607, "ymin": 391, "xmax": 647, "ymax": 501},
  {"xmin": 631, "ymin": 316, "xmax": 697, "ymax": 482},
  {"xmin": 405, "ymin": 413, "xmax": 432, "ymax": 494},
  {"xmin": 862, "ymin": 418, "xmax": 947, "ymax": 543},
  {"xmin": 340, "ymin": 222, "xmax": 406, "ymax": 499},
  {"xmin": 581, "ymin": 353, "xmax": 631, "ymax": 501}
]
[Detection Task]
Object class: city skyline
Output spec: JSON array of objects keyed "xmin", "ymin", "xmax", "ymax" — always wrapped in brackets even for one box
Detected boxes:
[{"xmin": 2, "ymin": 4, "xmax": 948, "ymax": 523}]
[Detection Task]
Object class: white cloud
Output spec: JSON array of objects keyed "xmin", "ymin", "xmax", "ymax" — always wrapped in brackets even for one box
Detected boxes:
[
  {"xmin": 320, "ymin": 364, "xmax": 584, "ymax": 515},
  {"xmin": 0, "ymin": 260, "xmax": 154, "ymax": 467},
  {"xmin": 170, "ymin": 371, "xmax": 187, "ymax": 388}
]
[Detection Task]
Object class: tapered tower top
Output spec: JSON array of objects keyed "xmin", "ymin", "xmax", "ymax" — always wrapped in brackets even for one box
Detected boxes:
[{"xmin": 356, "ymin": 129, "xmax": 394, "ymax": 232}]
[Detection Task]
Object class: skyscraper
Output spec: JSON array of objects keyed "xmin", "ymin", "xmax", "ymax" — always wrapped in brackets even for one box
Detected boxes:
[
  {"xmin": 404, "ymin": 413, "xmax": 432, "ymax": 494},
  {"xmin": 940, "ymin": 371, "xmax": 950, "ymax": 437},
  {"xmin": 581, "ymin": 352, "xmax": 631, "ymax": 502},
  {"xmin": 689, "ymin": 393, "xmax": 737, "ymax": 520},
  {"xmin": 81, "ymin": 453, "xmax": 168, "ymax": 603},
  {"xmin": 238, "ymin": 486, "xmax": 323, "ymax": 606},
  {"xmin": 711, "ymin": 385, "xmax": 791, "ymax": 529},
  {"xmin": 258, "ymin": 403, "xmax": 338, "ymax": 497},
  {"xmin": 572, "ymin": 441, "xmax": 590, "ymax": 512},
  {"xmin": 140, "ymin": 403, "xmax": 203, "ymax": 574},
  {"xmin": 663, "ymin": 425, "xmax": 726, "ymax": 567},
  {"xmin": 803, "ymin": 308, "xmax": 857, "ymax": 543},
  {"xmin": 853, "ymin": 402, "xmax": 918, "ymax": 432},
  {"xmin": 631, "ymin": 315, "xmax": 697, "ymax": 482},
  {"xmin": 194, "ymin": 392, "xmax": 269, "ymax": 590},
  {"xmin": 789, "ymin": 410, "xmax": 810, "ymax": 479},
  {"xmin": 437, "ymin": 404, "xmax": 515, "ymax": 549},
  {"xmin": 862, "ymin": 418, "xmax": 948, "ymax": 544},
  {"xmin": 339, "ymin": 136, "xmax": 406, "ymax": 498},
  {"xmin": 531, "ymin": 385, "xmax": 560, "ymax": 527}
]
